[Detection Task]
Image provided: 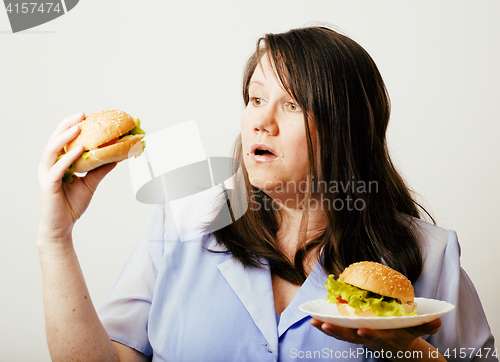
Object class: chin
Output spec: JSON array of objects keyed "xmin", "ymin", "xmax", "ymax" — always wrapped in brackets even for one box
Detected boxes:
[
  {"xmin": 249, "ymin": 178, "xmax": 280, "ymax": 193},
  {"xmin": 245, "ymin": 165, "xmax": 306, "ymax": 194}
]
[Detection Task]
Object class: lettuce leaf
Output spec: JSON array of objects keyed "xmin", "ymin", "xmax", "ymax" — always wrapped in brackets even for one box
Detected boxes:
[
  {"xmin": 126, "ymin": 118, "xmax": 146, "ymax": 136},
  {"xmin": 325, "ymin": 274, "xmax": 416, "ymax": 317},
  {"xmin": 63, "ymin": 168, "xmax": 74, "ymax": 183}
]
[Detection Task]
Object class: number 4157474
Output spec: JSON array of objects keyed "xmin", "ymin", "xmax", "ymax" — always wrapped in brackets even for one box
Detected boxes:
[
  {"xmin": 440, "ymin": 348, "xmax": 498, "ymax": 360},
  {"xmin": 5, "ymin": 3, "xmax": 62, "ymax": 14}
]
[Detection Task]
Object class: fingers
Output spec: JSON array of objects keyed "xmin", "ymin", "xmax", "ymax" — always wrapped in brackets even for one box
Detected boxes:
[
  {"xmin": 348, "ymin": 319, "xmax": 441, "ymax": 341},
  {"xmin": 310, "ymin": 318, "xmax": 323, "ymax": 329},
  {"xmin": 40, "ymin": 112, "xmax": 85, "ymax": 173},
  {"xmin": 48, "ymin": 146, "xmax": 84, "ymax": 183},
  {"xmin": 310, "ymin": 319, "xmax": 366, "ymax": 344},
  {"xmin": 310, "ymin": 317, "xmax": 440, "ymax": 352},
  {"xmin": 408, "ymin": 318, "xmax": 441, "ymax": 336},
  {"xmin": 355, "ymin": 328, "xmax": 392, "ymax": 342},
  {"xmin": 40, "ymin": 123, "xmax": 81, "ymax": 174},
  {"xmin": 48, "ymin": 112, "xmax": 85, "ymax": 143},
  {"xmin": 336, "ymin": 319, "xmax": 441, "ymax": 350}
]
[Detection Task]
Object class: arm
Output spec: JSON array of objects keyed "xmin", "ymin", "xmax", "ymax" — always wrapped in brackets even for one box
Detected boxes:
[
  {"xmin": 37, "ymin": 113, "xmax": 149, "ymax": 362},
  {"xmin": 38, "ymin": 235, "xmax": 120, "ymax": 361}
]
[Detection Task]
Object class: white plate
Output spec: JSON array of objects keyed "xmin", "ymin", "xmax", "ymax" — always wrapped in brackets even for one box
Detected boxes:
[{"xmin": 299, "ymin": 297, "xmax": 454, "ymax": 330}]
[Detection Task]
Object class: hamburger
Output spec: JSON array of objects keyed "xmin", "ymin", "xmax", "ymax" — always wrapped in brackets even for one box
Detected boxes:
[
  {"xmin": 325, "ymin": 261, "xmax": 417, "ymax": 317},
  {"xmin": 62, "ymin": 110, "xmax": 146, "ymax": 181}
]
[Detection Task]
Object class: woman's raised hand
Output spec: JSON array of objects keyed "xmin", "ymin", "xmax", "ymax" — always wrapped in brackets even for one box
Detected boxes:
[
  {"xmin": 37, "ymin": 115, "xmax": 127, "ymax": 361},
  {"xmin": 37, "ymin": 112, "xmax": 116, "ymax": 244}
]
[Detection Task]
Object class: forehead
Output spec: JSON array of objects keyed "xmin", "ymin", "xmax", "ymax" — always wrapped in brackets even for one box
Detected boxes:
[{"xmin": 249, "ymin": 54, "xmax": 286, "ymax": 91}]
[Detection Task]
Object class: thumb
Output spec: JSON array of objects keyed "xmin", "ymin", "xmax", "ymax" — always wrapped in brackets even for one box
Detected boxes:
[{"xmin": 83, "ymin": 162, "xmax": 117, "ymax": 190}]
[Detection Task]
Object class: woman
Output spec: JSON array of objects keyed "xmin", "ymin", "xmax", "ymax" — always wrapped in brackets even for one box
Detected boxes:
[{"xmin": 38, "ymin": 26, "xmax": 496, "ymax": 361}]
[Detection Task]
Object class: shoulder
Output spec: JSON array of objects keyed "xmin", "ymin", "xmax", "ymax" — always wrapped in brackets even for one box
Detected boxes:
[
  {"xmin": 407, "ymin": 216, "xmax": 460, "ymax": 281},
  {"xmin": 142, "ymin": 189, "xmax": 229, "ymax": 268}
]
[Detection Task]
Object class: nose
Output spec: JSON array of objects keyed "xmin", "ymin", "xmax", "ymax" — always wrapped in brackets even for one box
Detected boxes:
[{"xmin": 253, "ymin": 105, "xmax": 278, "ymax": 136}]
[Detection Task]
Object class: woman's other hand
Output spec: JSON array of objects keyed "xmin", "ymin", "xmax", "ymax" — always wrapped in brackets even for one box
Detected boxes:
[
  {"xmin": 310, "ymin": 317, "xmax": 445, "ymax": 361},
  {"xmin": 37, "ymin": 112, "xmax": 116, "ymax": 244}
]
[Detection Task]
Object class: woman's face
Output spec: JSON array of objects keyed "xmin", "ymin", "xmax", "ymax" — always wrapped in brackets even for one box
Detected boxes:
[{"xmin": 241, "ymin": 55, "xmax": 310, "ymax": 201}]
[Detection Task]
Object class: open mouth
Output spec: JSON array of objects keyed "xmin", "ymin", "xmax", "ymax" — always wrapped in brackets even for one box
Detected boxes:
[
  {"xmin": 254, "ymin": 149, "xmax": 275, "ymax": 156},
  {"xmin": 250, "ymin": 144, "xmax": 278, "ymax": 162}
]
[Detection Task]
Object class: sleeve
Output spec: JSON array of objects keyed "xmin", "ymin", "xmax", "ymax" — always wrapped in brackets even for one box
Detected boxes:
[
  {"xmin": 415, "ymin": 230, "xmax": 497, "ymax": 362},
  {"xmin": 96, "ymin": 203, "xmax": 165, "ymax": 357}
]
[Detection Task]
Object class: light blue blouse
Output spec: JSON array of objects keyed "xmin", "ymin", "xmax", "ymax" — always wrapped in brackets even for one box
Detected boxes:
[{"xmin": 97, "ymin": 200, "xmax": 497, "ymax": 361}]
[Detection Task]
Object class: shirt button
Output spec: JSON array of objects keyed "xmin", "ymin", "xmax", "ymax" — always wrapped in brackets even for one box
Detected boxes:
[{"xmin": 261, "ymin": 343, "xmax": 273, "ymax": 353}]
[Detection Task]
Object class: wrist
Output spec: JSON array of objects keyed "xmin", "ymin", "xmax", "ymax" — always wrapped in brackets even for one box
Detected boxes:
[{"xmin": 37, "ymin": 230, "xmax": 74, "ymax": 254}]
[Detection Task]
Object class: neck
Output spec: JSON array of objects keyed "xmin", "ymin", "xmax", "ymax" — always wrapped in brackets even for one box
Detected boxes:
[
  {"xmin": 273, "ymin": 192, "xmax": 328, "ymax": 228},
  {"xmin": 274, "ymin": 197, "xmax": 328, "ymax": 263}
]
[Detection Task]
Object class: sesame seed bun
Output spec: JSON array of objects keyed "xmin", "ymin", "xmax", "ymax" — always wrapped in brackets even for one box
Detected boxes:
[
  {"xmin": 339, "ymin": 261, "xmax": 415, "ymax": 303},
  {"xmin": 64, "ymin": 110, "xmax": 144, "ymax": 173},
  {"xmin": 72, "ymin": 134, "xmax": 144, "ymax": 173}
]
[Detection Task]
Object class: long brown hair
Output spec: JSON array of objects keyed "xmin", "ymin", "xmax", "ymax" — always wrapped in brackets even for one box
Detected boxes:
[{"xmin": 210, "ymin": 26, "xmax": 431, "ymax": 285}]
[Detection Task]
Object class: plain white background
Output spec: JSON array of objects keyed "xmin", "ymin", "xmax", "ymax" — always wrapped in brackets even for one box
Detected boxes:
[{"xmin": 0, "ymin": 1, "xmax": 498, "ymax": 360}]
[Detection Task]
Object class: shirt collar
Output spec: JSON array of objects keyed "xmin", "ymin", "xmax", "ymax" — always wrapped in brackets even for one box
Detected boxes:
[{"xmin": 216, "ymin": 253, "xmax": 330, "ymax": 357}]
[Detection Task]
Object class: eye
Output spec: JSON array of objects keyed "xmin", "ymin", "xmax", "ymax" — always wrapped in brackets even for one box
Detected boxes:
[
  {"xmin": 250, "ymin": 97, "xmax": 263, "ymax": 107},
  {"xmin": 287, "ymin": 101, "xmax": 302, "ymax": 112}
]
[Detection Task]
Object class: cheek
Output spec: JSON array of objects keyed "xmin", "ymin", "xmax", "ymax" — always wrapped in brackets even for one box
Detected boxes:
[
  {"xmin": 241, "ymin": 105, "xmax": 253, "ymax": 127},
  {"xmin": 285, "ymin": 127, "xmax": 308, "ymax": 161},
  {"xmin": 240, "ymin": 114, "xmax": 253, "ymax": 166},
  {"xmin": 282, "ymin": 129, "xmax": 310, "ymax": 182},
  {"xmin": 240, "ymin": 110, "xmax": 247, "ymax": 129},
  {"xmin": 240, "ymin": 118, "xmax": 251, "ymax": 149}
]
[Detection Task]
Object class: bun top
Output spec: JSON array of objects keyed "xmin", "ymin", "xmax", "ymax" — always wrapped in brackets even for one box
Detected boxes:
[
  {"xmin": 65, "ymin": 110, "xmax": 135, "ymax": 152},
  {"xmin": 339, "ymin": 261, "xmax": 414, "ymax": 303}
]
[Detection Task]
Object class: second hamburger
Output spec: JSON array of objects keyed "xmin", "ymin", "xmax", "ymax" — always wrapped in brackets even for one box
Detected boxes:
[{"xmin": 325, "ymin": 261, "xmax": 417, "ymax": 317}]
